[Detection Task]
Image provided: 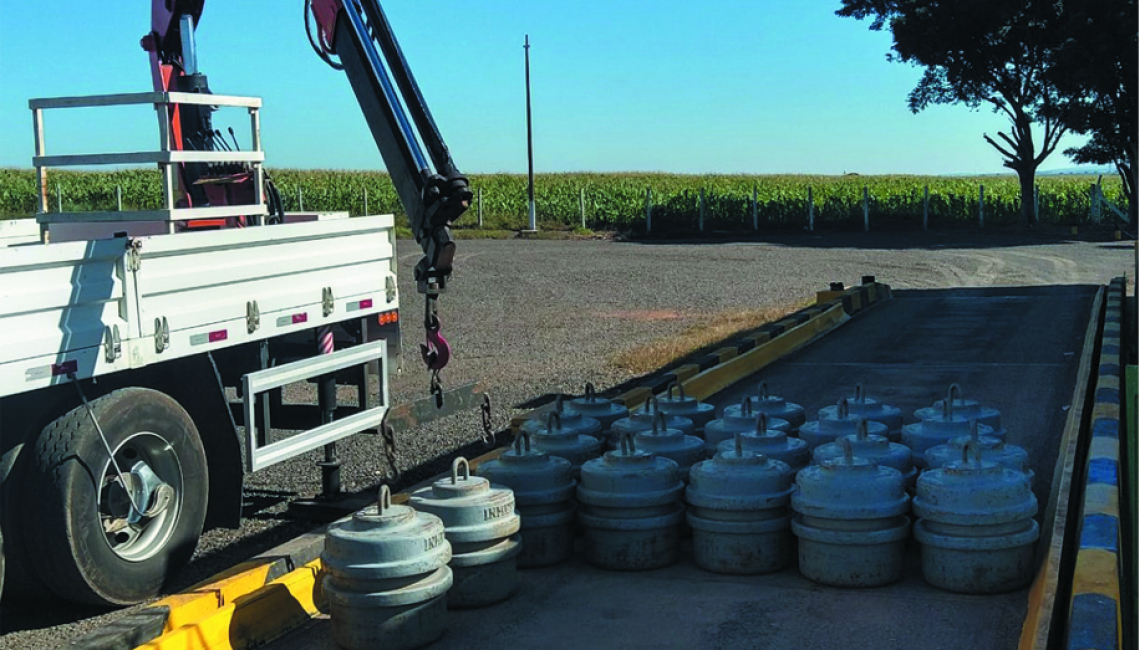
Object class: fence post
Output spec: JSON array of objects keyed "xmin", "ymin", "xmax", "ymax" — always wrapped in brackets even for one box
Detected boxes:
[
  {"xmin": 57, "ymin": 185, "xmax": 62, "ymax": 213},
  {"xmin": 363, "ymin": 187, "xmax": 369, "ymax": 216},
  {"xmin": 580, "ymin": 187, "xmax": 586, "ymax": 230},
  {"xmin": 699, "ymin": 188, "xmax": 705, "ymax": 232},
  {"xmin": 477, "ymin": 187, "xmax": 484, "ymax": 228},
  {"xmin": 1090, "ymin": 183, "xmax": 1100, "ymax": 222},
  {"xmin": 922, "ymin": 184, "xmax": 929, "ymax": 231},
  {"xmin": 1034, "ymin": 185, "xmax": 1040, "ymax": 223},
  {"xmin": 862, "ymin": 186, "xmax": 869, "ymax": 232},
  {"xmin": 117, "ymin": 185, "xmax": 122, "ymax": 211},
  {"xmin": 298, "ymin": 187, "xmax": 304, "ymax": 212},
  {"xmin": 808, "ymin": 185, "xmax": 814, "ymax": 232},
  {"xmin": 645, "ymin": 187, "xmax": 653, "ymax": 233},
  {"xmin": 752, "ymin": 184, "xmax": 758, "ymax": 230},
  {"xmin": 978, "ymin": 184, "xmax": 985, "ymax": 229}
]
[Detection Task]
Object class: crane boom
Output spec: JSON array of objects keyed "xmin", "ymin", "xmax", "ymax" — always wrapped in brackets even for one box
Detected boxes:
[{"xmin": 141, "ymin": 0, "xmax": 472, "ymax": 381}]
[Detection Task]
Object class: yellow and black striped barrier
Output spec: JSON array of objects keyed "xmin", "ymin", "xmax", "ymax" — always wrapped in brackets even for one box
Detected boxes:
[{"xmin": 1065, "ymin": 276, "xmax": 1126, "ymax": 650}]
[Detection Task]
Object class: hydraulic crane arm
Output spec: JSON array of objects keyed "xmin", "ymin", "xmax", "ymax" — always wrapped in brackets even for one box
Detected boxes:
[
  {"xmin": 307, "ymin": 0, "xmax": 472, "ymax": 295},
  {"xmin": 142, "ymin": 0, "xmax": 472, "ymax": 382}
]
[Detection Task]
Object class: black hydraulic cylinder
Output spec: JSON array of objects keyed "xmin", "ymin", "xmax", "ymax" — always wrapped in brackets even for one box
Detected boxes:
[{"xmin": 317, "ymin": 374, "xmax": 341, "ymax": 498}]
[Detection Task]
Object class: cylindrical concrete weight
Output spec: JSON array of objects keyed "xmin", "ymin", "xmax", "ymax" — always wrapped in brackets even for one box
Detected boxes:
[
  {"xmin": 322, "ymin": 486, "xmax": 452, "ymax": 650},
  {"xmin": 816, "ymin": 384, "xmax": 903, "ymax": 441},
  {"xmin": 569, "ymin": 383, "xmax": 630, "ymax": 433},
  {"xmin": 655, "ymin": 382, "xmax": 716, "ymax": 432},
  {"xmin": 912, "ymin": 442, "xmax": 1038, "ymax": 594},
  {"xmin": 916, "ymin": 383, "xmax": 1002, "ymax": 432},
  {"xmin": 688, "ymin": 513, "xmax": 793, "ymax": 575},
  {"xmin": 723, "ymin": 382, "xmax": 807, "ymax": 432},
  {"xmin": 447, "ymin": 535, "xmax": 522, "ymax": 608},
  {"xmin": 791, "ymin": 516, "xmax": 910, "ymax": 587},
  {"xmin": 327, "ymin": 582, "xmax": 449, "ymax": 650},
  {"xmin": 913, "ymin": 519, "xmax": 1038, "ymax": 593},
  {"xmin": 477, "ymin": 433, "xmax": 576, "ymax": 568},
  {"xmin": 521, "ymin": 395, "xmax": 603, "ymax": 439},
  {"xmin": 410, "ymin": 458, "xmax": 522, "ymax": 609},
  {"xmin": 800, "ymin": 398, "xmax": 890, "ymax": 450},
  {"xmin": 579, "ymin": 505, "xmax": 684, "ymax": 570},
  {"xmin": 610, "ymin": 398, "xmax": 695, "ymax": 448},
  {"xmin": 705, "ymin": 401, "xmax": 791, "ymax": 457},
  {"xmin": 577, "ymin": 434, "xmax": 685, "ymax": 571}
]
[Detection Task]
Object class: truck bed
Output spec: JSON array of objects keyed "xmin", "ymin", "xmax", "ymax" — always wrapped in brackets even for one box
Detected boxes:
[{"xmin": 0, "ymin": 215, "xmax": 398, "ymax": 397}]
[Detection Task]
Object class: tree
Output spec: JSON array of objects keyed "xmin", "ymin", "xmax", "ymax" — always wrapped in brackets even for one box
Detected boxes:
[
  {"xmin": 1046, "ymin": 0, "xmax": 1137, "ymax": 224},
  {"xmin": 837, "ymin": 0, "xmax": 1066, "ymax": 225}
]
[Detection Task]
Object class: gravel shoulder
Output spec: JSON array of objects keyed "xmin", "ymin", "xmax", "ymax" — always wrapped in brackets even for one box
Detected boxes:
[{"xmin": 1, "ymin": 231, "xmax": 1133, "ymax": 649}]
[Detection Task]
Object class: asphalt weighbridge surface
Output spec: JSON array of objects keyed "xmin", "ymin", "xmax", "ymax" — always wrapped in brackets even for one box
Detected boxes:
[{"xmin": 268, "ymin": 284, "xmax": 1097, "ymax": 650}]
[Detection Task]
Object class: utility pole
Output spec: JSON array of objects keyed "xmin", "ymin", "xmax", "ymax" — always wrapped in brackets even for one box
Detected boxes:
[{"xmin": 524, "ymin": 34, "xmax": 537, "ymax": 232}]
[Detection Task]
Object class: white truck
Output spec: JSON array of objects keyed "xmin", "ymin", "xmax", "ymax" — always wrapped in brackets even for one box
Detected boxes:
[{"xmin": 0, "ymin": 0, "xmax": 473, "ymax": 606}]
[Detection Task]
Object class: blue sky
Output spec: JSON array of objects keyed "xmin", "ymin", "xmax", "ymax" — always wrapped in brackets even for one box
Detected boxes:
[{"xmin": 0, "ymin": 1, "xmax": 1088, "ymax": 175}]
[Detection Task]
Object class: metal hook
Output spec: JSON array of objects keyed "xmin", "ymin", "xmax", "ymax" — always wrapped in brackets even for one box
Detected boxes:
[
  {"xmin": 740, "ymin": 395, "xmax": 753, "ymax": 416},
  {"xmin": 546, "ymin": 410, "xmax": 562, "ymax": 433},
  {"xmin": 619, "ymin": 431, "xmax": 636, "ymax": 455},
  {"xmin": 378, "ymin": 484, "xmax": 392, "ymax": 512},
  {"xmin": 514, "ymin": 431, "xmax": 532, "ymax": 454},
  {"xmin": 451, "ymin": 457, "xmax": 471, "ymax": 483},
  {"xmin": 841, "ymin": 437, "xmax": 854, "ymax": 465},
  {"xmin": 756, "ymin": 412, "xmax": 768, "ymax": 434},
  {"xmin": 947, "ymin": 383, "xmax": 962, "ymax": 405},
  {"xmin": 419, "ymin": 310, "xmax": 451, "ymax": 371},
  {"xmin": 667, "ymin": 382, "xmax": 686, "ymax": 401}
]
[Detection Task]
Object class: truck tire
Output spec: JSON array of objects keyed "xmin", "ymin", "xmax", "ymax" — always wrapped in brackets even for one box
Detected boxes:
[{"xmin": 24, "ymin": 387, "xmax": 208, "ymax": 606}]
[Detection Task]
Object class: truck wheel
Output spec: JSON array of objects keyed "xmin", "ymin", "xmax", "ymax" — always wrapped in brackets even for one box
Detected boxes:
[{"xmin": 25, "ymin": 387, "xmax": 208, "ymax": 606}]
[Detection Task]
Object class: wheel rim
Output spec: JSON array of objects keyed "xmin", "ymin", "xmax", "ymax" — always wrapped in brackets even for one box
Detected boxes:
[{"xmin": 97, "ymin": 432, "xmax": 184, "ymax": 562}]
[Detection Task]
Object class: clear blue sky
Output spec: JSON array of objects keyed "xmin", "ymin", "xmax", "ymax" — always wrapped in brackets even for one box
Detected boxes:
[{"xmin": 0, "ymin": 1, "xmax": 1088, "ymax": 175}]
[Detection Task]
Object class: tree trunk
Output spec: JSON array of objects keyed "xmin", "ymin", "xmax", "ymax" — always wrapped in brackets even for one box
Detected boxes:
[
  {"xmin": 1015, "ymin": 166, "xmax": 1038, "ymax": 226},
  {"xmin": 1120, "ymin": 153, "xmax": 1137, "ymax": 227}
]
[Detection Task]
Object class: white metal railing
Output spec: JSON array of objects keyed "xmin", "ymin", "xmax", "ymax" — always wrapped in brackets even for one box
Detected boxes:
[
  {"xmin": 29, "ymin": 91, "xmax": 267, "ymax": 235},
  {"xmin": 242, "ymin": 340, "xmax": 389, "ymax": 472}
]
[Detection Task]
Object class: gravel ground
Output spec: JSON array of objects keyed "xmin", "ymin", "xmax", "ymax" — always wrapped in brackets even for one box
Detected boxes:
[{"xmin": 1, "ymin": 230, "xmax": 1134, "ymax": 649}]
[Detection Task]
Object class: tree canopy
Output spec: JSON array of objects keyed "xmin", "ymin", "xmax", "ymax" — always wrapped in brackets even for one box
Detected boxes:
[
  {"xmin": 1045, "ymin": 0, "xmax": 1136, "ymax": 222},
  {"xmin": 838, "ymin": 0, "xmax": 1066, "ymax": 224}
]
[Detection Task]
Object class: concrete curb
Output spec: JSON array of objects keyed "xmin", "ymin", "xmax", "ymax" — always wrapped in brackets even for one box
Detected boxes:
[
  {"xmin": 1064, "ymin": 276, "xmax": 1126, "ymax": 650},
  {"xmin": 1019, "ymin": 285, "xmax": 1104, "ymax": 650},
  {"xmin": 67, "ymin": 279, "xmax": 890, "ymax": 650}
]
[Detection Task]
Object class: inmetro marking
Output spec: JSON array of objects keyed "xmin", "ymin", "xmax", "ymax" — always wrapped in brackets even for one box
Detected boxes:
[
  {"xmin": 483, "ymin": 503, "xmax": 514, "ymax": 521},
  {"xmin": 423, "ymin": 533, "xmax": 445, "ymax": 552}
]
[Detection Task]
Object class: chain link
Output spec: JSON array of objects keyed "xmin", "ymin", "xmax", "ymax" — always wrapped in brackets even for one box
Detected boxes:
[
  {"xmin": 480, "ymin": 394, "xmax": 495, "ymax": 446},
  {"xmin": 381, "ymin": 420, "xmax": 400, "ymax": 482},
  {"xmin": 429, "ymin": 369, "xmax": 444, "ymax": 409}
]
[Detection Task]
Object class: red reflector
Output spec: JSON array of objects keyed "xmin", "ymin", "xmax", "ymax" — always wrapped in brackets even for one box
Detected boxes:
[
  {"xmin": 208, "ymin": 330, "xmax": 228, "ymax": 342},
  {"xmin": 359, "ymin": 299, "xmax": 373, "ymax": 309},
  {"xmin": 292, "ymin": 313, "xmax": 308, "ymax": 324},
  {"xmin": 51, "ymin": 360, "xmax": 79, "ymax": 376}
]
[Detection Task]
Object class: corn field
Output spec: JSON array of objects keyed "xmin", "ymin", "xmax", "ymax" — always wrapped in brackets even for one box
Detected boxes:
[{"xmin": 0, "ymin": 168, "xmax": 1125, "ymax": 232}]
